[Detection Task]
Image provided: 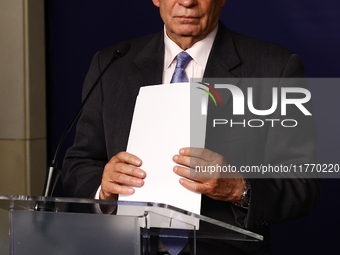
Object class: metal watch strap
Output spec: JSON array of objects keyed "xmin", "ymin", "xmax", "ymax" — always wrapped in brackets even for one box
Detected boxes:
[
  {"xmin": 233, "ymin": 179, "xmax": 251, "ymax": 208},
  {"xmin": 240, "ymin": 179, "xmax": 251, "ymax": 208}
]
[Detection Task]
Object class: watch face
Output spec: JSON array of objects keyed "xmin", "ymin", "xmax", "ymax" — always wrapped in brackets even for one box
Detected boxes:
[{"xmin": 241, "ymin": 181, "xmax": 251, "ymax": 207}]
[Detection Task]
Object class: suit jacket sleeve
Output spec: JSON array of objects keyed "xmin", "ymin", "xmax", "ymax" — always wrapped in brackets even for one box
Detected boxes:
[{"xmin": 235, "ymin": 54, "xmax": 320, "ymax": 231}]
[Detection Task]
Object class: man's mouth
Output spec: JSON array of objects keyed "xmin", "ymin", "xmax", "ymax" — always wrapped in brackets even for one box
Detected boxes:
[{"xmin": 177, "ymin": 15, "xmax": 199, "ymax": 19}]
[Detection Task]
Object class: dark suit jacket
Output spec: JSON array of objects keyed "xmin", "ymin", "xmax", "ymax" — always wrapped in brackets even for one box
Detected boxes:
[{"xmin": 62, "ymin": 22, "xmax": 320, "ymax": 254}]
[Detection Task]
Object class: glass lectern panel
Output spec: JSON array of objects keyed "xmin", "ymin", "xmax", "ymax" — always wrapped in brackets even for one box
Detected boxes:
[{"xmin": 0, "ymin": 196, "xmax": 263, "ymax": 255}]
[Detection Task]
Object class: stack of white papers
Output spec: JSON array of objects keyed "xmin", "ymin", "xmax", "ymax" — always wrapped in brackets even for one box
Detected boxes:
[{"xmin": 118, "ymin": 83, "xmax": 206, "ymax": 228}]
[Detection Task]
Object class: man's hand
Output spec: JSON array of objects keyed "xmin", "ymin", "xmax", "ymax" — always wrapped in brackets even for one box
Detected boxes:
[
  {"xmin": 173, "ymin": 147, "xmax": 245, "ymax": 203},
  {"xmin": 100, "ymin": 152, "xmax": 146, "ymax": 200}
]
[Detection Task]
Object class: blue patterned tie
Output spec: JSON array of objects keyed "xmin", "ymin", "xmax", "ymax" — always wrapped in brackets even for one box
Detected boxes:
[
  {"xmin": 160, "ymin": 234, "xmax": 188, "ymax": 255},
  {"xmin": 170, "ymin": 51, "xmax": 192, "ymax": 83}
]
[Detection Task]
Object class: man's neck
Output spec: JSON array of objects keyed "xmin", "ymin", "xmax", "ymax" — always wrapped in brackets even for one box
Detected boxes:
[{"xmin": 166, "ymin": 32, "xmax": 207, "ymax": 50}]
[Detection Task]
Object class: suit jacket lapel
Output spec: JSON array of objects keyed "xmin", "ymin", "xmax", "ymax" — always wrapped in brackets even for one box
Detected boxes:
[
  {"xmin": 203, "ymin": 23, "xmax": 242, "ymax": 109},
  {"xmin": 127, "ymin": 31, "xmax": 164, "ymax": 98},
  {"xmin": 204, "ymin": 23, "xmax": 241, "ymax": 79}
]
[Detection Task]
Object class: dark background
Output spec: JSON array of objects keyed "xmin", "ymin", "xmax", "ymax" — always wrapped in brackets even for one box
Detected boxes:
[{"xmin": 45, "ymin": 1, "xmax": 340, "ymax": 254}]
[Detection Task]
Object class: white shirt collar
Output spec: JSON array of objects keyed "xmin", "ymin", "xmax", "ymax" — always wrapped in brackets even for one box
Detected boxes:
[{"xmin": 163, "ymin": 25, "xmax": 218, "ymax": 71}]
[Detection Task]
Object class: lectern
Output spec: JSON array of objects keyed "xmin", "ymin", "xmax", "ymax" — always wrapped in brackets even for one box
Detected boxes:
[{"xmin": 0, "ymin": 195, "xmax": 262, "ymax": 254}]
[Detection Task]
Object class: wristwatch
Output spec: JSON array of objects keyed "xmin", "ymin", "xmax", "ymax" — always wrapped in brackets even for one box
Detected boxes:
[
  {"xmin": 233, "ymin": 179, "xmax": 251, "ymax": 208},
  {"xmin": 240, "ymin": 179, "xmax": 251, "ymax": 208}
]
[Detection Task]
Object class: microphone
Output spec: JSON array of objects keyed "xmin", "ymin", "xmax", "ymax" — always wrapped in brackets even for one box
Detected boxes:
[{"xmin": 42, "ymin": 41, "xmax": 131, "ymax": 198}]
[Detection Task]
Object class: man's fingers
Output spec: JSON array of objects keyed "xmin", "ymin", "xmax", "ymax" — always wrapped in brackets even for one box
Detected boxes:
[
  {"xmin": 105, "ymin": 161, "xmax": 146, "ymax": 179},
  {"xmin": 115, "ymin": 162, "xmax": 146, "ymax": 178},
  {"xmin": 110, "ymin": 171, "xmax": 144, "ymax": 187},
  {"xmin": 179, "ymin": 178, "xmax": 204, "ymax": 194},
  {"xmin": 174, "ymin": 165, "xmax": 209, "ymax": 182},
  {"xmin": 174, "ymin": 165, "xmax": 217, "ymax": 181},
  {"xmin": 111, "ymin": 151, "xmax": 142, "ymax": 167},
  {"xmin": 173, "ymin": 165, "xmax": 191, "ymax": 179},
  {"xmin": 101, "ymin": 152, "xmax": 146, "ymax": 199},
  {"xmin": 178, "ymin": 147, "xmax": 190, "ymax": 156},
  {"xmin": 173, "ymin": 154, "xmax": 190, "ymax": 168},
  {"xmin": 173, "ymin": 154, "xmax": 206, "ymax": 169},
  {"xmin": 102, "ymin": 182, "xmax": 135, "ymax": 196},
  {"xmin": 179, "ymin": 147, "xmax": 217, "ymax": 160},
  {"xmin": 99, "ymin": 189, "xmax": 118, "ymax": 200},
  {"xmin": 175, "ymin": 148, "xmax": 223, "ymax": 169}
]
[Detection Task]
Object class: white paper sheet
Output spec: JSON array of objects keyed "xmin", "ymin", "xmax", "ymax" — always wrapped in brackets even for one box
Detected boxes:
[{"xmin": 117, "ymin": 83, "xmax": 206, "ymax": 228}]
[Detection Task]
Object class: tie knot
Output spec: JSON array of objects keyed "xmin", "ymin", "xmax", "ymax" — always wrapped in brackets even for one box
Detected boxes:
[
  {"xmin": 176, "ymin": 51, "xmax": 192, "ymax": 69},
  {"xmin": 170, "ymin": 52, "xmax": 192, "ymax": 83}
]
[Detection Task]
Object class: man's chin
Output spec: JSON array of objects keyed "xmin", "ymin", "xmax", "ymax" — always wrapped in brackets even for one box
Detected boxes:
[{"xmin": 174, "ymin": 25, "xmax": 201, "ymax": 37}]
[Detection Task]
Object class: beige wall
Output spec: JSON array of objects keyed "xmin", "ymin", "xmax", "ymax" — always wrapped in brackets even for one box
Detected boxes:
[{"xmin": 0, "ymin": 0, "xmax": 46, "ymax": 196}]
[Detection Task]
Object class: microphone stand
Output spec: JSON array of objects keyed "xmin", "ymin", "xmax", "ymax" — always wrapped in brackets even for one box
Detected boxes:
[{"xmin": 36, "ymin": 42, "xmax": 131, "ymax": 211}]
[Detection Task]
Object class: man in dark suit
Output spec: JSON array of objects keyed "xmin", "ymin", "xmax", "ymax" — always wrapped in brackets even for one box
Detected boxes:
[{"xmin": 62, "ymin": 0, "xmax": 320, "ymax": 254}]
